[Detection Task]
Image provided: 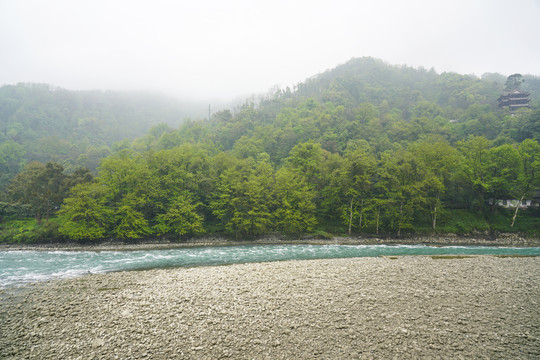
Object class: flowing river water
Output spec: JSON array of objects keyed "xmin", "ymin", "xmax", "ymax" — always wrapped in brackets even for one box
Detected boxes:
[{"xmin": 1, "ymin": 244, "xmax": 539, "ymax": 288}]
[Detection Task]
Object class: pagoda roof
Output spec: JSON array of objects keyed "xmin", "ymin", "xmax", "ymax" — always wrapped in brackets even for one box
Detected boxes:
[{"xmin": 500, "ymin": 89, "xmax": 530, "ymax": 96}]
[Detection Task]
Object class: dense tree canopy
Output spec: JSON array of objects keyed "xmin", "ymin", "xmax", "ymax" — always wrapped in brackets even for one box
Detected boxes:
[
  {"xmin": 0, "ymin": 83, "xmax": 200, "ymax": 189},
  {"xmin": 1, "ymin": 58, "xmax": 540, "ymax": 242}
]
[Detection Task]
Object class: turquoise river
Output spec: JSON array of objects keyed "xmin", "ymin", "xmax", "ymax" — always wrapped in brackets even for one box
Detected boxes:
[{"xmin": 1, "ymin": 244, "xmax": 539, "ymax": 288}]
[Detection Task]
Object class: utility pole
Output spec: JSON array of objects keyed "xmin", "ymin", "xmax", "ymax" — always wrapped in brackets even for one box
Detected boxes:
[{"xmin": 208, "ymin": 104, "xmax": 211, "ymax": 122}]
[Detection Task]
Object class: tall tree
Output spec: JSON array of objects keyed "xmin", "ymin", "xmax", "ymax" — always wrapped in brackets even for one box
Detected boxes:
[
  {"xmin": 377, "ymin": 147, "xmax": 429, "ymax": 236},
  {"xmin": 505, "ymin": 74, "xmax": 524, "ymax": 91},
  {"xmin": 0, "ymin": 140, "xmax": 25, "ymax": 190},
  {"xmin": 210, "ymin": 155, "xmax": 275, "ymax": 238},
  {"xmin": 274, "ymin": 167, "xmax": 317, "ymax": 235},
  {"xmin": 7, "ymin": 161, "xmax": 66, "ymax": 224},
  {"xmin": 57, "ymin": 182, "xmax": 113, "ymax": 240},
  {"xmin": 486, "ymin": 144, "xmax": 521, "ymax": 211},
  {"xmin": 511, "ymin": 139, "xmax": 540, "ymax": 226},
  {"xmin": 409, "ymin": 138, "xmax": 458, "ymax": 230},
  {"xmin": 154, "ymin": 192, "xmax": 205, "ymax": 238},
  {"xmin": 339, "ymin": 140, "xmax": 376, "ymax": 234},
  {"xmin": 456, "ymin": 136, "xmax": 492, "ymax": 210},
  {"xmin": 113, "ymin": 204, "xmax": 152, "ymax": 239}
]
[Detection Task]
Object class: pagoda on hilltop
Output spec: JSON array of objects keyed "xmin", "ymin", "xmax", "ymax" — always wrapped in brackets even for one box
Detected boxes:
[
  {"xmin": 497, "ymin": 90, "xmax": 531, "ymax": 112},
  {"xmin": 498, "ymin": 73, "xmax": 531, "ymax": 113}
]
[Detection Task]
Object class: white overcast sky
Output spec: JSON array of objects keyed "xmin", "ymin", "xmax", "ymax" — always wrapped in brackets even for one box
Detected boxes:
[{"xmin": 1, "ymin": 0, "xmax": 539, "ymax": 101}]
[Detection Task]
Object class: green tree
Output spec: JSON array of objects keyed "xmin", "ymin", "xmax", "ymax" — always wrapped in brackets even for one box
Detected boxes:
[
  {"xmin": 511, "ymin": 139, "xmax": 540, "ymax": 226},
  {"xmin": 505, "ymin": 74, "xmax": 524, "ymax": 91},
  {"xmin": 456, "ymin": 136, "xmax": 492, "ymax": 210},
  {"xmin": 515, "ymin": 109, "xmax": 540, "ymax": 142},
  {"xmin": 113, "ymin": 204, "xmax": 151, "ymax": 239},
  {"xmin": 339, "ymin": 141, "xmax": 376, "ymax": 234},
  {"xmin": 286, "ymin": 141, "xmax": 324, "ymax": 186},
  {"xmin": 0, "ymin": 140, "xmax": 25, "ymax": 190},
  {"xmin": 486, "ymin": 144, "xmax": 521, "ymax": 210},
  {"xmin": 377, "ymin": 148, "xmax": 425, "ymax": 236},
  {"xmin": 235, "ymin": 157, "xmax": 275, "ymax": 237},
  {"xmin": 145, "ymin": 144, "xmax": 212, "ymax": 219},
  {"xmin": 64, "ymin": 167, "xmax": 94, "ymax": 189},
  {"xmin": 7, "ymin": 161, "xmax": 67, "ymax": 224},
  {"xmin": 285, "ymin": 141, "xmax": 341, "ymax": 221},
  {"xmin": 57, "ymin": 182, "xmax": 113, "ymax": 240},
  {"xmin": 154, "ymin": 193, "xmax": 205, "ymax": 238},
  {"xmin": 232, "ymin": 136, "xmax": 265, "ymax": 159},
  {"xmin": 274, "ymin": 167, "xmax": 317, "ymax": 234},
  {"xmin": 99, "ymin": 149, "xmax": 159, "ymax": 220},
  {"xmin": 211, "ymin": 155, "xmax": 275, "ymax": 238},
  {"xmin": 409, "ymin": 137, "xmax": 458, "ymax": 230}
]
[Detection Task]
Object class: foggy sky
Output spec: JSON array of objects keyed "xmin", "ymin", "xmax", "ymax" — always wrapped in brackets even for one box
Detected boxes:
[{"xmin": 1, "ymin": 0, "xmax": 539, "ymax": 101}]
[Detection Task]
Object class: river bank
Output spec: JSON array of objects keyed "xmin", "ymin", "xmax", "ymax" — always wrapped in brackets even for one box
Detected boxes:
[
  {"xmin": 1, "ymin": 232, "xmax": 539, "ymax": 252},
  {"xmin": 1, "ymin": 256, "xmax": 539, "ymax": 359}
]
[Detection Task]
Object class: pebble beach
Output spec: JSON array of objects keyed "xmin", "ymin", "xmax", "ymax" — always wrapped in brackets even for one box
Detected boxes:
[{"xmin": 1, "ymin": 256, "xmax": 539, "ymax": 359}]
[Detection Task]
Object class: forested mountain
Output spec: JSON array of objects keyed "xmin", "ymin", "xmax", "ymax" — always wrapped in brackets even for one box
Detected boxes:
[
  {"xmin": 141, "ymin": 58, "xmax": 539, "ymax": 163},
  {"xmin": 0, "ymin": 83, "xmax": 203, "ymax": 189},
  {"xmin": 2, "ymin": 57, "xmax": 540, "ymax": 242}
]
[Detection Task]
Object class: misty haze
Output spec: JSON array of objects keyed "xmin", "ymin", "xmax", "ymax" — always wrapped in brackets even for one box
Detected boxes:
[{"xmin": 1, "ymin": 1, "xmax": 540, "ymax": 359}]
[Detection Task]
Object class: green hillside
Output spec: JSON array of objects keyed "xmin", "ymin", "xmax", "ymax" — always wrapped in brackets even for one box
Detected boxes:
[
  {"xmin": 1, "ymin": 57, "xmax": 539, "ymax": 243},
  {"xmin": 0, "ymin": 83, "xmax": 203, "ymax": 189}
]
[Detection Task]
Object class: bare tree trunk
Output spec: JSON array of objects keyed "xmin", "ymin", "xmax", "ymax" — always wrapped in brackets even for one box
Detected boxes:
[
  {"xmin": 397, "ymin": 200, "xmax": 403, "ymax": 237},
  {"xmin": 432, "ymin": 205, "xmax": 437, "ymax": 231},
  {"xmin": 348, "ymin": 197, "xmax": 354, "ymax": 235},
  {"xmin": 358, "ymin": 199, "xmax": 364, "ymax": 230},
  {"xmin": 511, "ymin": 193, "xmax": 526, "ymax": 227},
  {"xmin": 376, "ymin": 207, "xmax": 380, "ymax": 235},
  {"xmin": 35, "ymin": 210, "xmax": 41, "ymax": 225},
  {"xmin": 432, "ymin": 192, "xmax": 439, "ymax": 231}
]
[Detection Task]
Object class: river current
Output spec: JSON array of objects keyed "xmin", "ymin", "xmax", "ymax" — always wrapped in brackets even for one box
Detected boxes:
[{"xmin": 1, "ymin": 244, "xmax": 539, "ymax": 288}]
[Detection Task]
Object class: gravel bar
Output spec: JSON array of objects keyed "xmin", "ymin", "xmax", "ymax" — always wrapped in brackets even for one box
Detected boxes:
[{"xmin": 1, "ymin": 256, "xmax": 539, "ymax": 359}]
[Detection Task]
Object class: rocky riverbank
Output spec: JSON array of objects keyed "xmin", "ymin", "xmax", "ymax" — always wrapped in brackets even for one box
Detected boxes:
[
  {"xmin": 1, "ymin": 233, "xmax": 539, "ymax": 252},
  {"xmin": 1, "ymin": 256, "xmax": 539, "ymax": 359}
]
